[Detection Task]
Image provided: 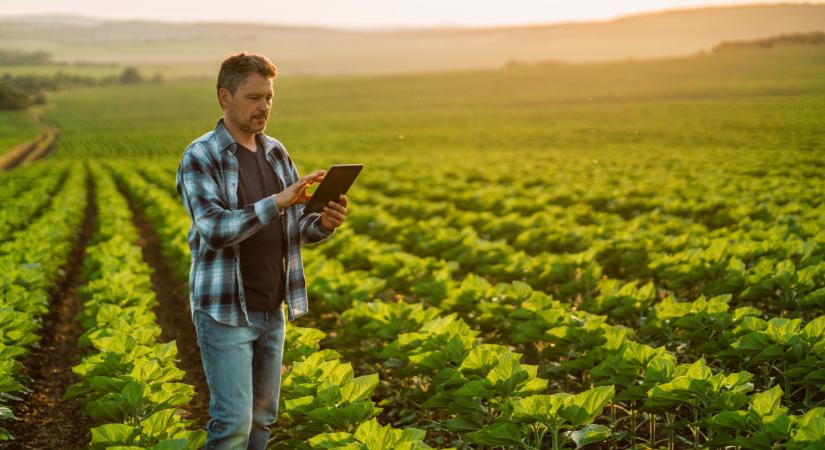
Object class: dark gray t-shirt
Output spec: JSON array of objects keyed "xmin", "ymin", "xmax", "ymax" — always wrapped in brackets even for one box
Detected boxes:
[{"xmin": 236, "ymin": 138, "xmax": 286, "ymax": 312}]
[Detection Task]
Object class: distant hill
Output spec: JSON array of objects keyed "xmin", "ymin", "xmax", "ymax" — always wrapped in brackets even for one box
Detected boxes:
[{"xmin": 1, "ymin": 3, "xmax": 825, "ymax": 76}]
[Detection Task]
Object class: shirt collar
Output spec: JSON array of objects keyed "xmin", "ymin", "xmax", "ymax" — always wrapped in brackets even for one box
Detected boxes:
[{"xmin": 215, "ymin": 116, "xmax": 278, "ymax": 157}]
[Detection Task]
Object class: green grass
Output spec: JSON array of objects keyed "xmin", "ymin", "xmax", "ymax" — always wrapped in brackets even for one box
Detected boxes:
[
  {"xmin": 0, "ymin": 109, "xmax": 41, "ymax": 157},
  {"xmin": 43, "ymin": 45, "xmax": 825, "ymax": 166}
]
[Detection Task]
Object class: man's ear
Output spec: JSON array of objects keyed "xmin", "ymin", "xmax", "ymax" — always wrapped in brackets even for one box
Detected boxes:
[{"xmin": 217, "ymin": 87, "xmax": 232, "ymax": 110}]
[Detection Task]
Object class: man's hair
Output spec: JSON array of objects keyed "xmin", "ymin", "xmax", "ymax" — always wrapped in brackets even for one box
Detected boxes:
[{"xmin": 216, "ymin": 51, "xmax": 278, "ymax": 96}]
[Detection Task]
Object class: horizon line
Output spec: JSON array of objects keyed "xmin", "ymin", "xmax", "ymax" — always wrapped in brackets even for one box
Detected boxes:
[{"xmin": 0, "ymin": 2, "xmax": 822, "ymax": 32}]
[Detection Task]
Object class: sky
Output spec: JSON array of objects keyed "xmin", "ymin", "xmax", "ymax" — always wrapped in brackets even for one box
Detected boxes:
[{"xmin": 0, "ymin": 0, "xmax": 820, "ymax": 29}]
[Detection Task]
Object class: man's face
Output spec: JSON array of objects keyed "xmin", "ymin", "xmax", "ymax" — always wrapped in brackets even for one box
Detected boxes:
[{"xmin": 221, "ymin": 72, "xmax": 274, "ymax": 134}]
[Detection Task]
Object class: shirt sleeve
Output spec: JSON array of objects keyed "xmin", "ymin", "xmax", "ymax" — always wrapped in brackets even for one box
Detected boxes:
[
  {"xmin": 298, "ymin": 208, "xmax": 335, "ymax": 245},
  {"xmin": 177, "ymin": 145, "xmax": 282, "ymax": 251}
]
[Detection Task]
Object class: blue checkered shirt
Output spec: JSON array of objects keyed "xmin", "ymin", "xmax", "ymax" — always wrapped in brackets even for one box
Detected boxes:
[{"xmin": 176, "ymin": 117, "xmax": 334, "ymax": 326}]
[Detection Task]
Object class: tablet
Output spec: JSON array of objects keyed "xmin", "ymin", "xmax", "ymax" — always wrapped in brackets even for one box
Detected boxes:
[{"xmin": 301, "ymin": 164, "xmax": 363, "ymax": 218}]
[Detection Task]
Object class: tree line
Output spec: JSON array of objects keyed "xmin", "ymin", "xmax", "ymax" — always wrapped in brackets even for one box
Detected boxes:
[
  {"xmin": 0, "ymin": 67, "xmax": 162, "ymax": 110},
  {"xmin": 712, "ymin": 31, "xmax": 825, "ymax": 52}
]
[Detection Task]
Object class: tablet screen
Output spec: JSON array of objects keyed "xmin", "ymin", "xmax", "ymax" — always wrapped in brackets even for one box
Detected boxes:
[{"xmin": 302, "ymin": 164, "xmax": 363, "ymax": 216}]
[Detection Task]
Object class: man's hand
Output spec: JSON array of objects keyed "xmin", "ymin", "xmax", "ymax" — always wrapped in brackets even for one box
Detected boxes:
[
  {"xmin": 321, "ymin": 195, "xmax": 348, "ymax": 231},
  {"xmin": 275, "ymin": 170, "xmax": 325, "ymax": 209}
]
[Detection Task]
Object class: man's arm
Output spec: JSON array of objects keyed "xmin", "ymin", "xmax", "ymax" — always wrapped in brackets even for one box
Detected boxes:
[
  {"xmin": 298, "ymin": 209, "xmax": 334, "ymax": 245},
  {"xmin": 177, "ymin": 145, "xmax": 281, "ymax": 251}
]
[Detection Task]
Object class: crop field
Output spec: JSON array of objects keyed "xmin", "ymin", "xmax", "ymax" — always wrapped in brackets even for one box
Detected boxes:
[
  {"xmin": 0, "ymin": 44, "xmax": 823, "ymax": 449},
  {"xmin": 0, "ymin": 109, "xmax": 40, "ymax": 158}
]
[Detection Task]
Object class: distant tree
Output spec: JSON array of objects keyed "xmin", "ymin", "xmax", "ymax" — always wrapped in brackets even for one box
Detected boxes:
[
  {"xmin": 0, "ymin": 81, "xmax": 32, "ymax": 110},
  {"xmin": 120, "ymin": 66, "xmax": 144, "ymax": 84},
  {"xmin": 0, "ymin": 64, "xmax": 155, "ymax": 110},
  {"xmin": 713, "ymin": 31, "xmax": 825, "ymax": 53},
  {"xmin": 0, "ymin": 49, "xmax": 53, "ymax": 65}
]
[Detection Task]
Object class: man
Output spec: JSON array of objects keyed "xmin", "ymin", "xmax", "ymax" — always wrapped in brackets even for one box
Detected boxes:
[{"xmin": 175, "ymin": 51, "xmax": 348, "ymax": 449}]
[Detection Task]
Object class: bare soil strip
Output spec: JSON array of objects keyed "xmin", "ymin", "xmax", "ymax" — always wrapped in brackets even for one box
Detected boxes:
[
  {"xmin": 0, "ymin": 124, "xmax": 59, "ymax": 171},
  {"xmin": 5, "ymin": 171, "xmax": 96, "ymax": 449},
  {"xmin": 21, "ymin": 124, "xmax": 60, "ymax": 164},
  {"xmin": 122, "ymin": 193, "xmax": 211, "ymax": 427}
]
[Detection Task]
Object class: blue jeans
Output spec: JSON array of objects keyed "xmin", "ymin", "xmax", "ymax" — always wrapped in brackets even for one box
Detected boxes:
[{"xmin": 193, "ymin": 307, "xmax": 286, "ymax": 450}]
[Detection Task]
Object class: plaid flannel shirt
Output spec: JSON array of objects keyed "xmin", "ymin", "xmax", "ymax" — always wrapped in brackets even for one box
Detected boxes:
[{"xmin": 176, "ymin": 117, "xmax": 334, "ymax": 326}]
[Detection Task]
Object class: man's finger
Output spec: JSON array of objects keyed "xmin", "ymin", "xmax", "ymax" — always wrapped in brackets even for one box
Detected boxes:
[
  {"xmin": 323, "ymin": 216, "xmax": 342, "ymax": 228},
  {"xmin": 302, "ymin": 170, "xmax": 326, "ymax": 183},
  {"xmin": 292, "ymin": 178, "xmax": 310, "ymax": 190},
  {"xmin": 327, "ymin": 201, "xmax": 347, "ymax": 214},
  {"xmin": 323, "ymin": 207, "xmax": 345, "ymax": 222}
]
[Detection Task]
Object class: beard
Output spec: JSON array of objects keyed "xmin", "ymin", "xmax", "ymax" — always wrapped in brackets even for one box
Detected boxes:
[{"xmin": 228, "ymin": 108, "xmax": 267, "ymax": 134}]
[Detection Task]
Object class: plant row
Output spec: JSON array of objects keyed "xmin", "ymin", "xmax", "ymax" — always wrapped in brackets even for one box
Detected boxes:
[
  {"xmin": 63, "ymin": 163, "xmax": 206, "ymax": 449},
  {"xmin": 0, "ymin": 161, "xmax": 86, "ymax": 441}
]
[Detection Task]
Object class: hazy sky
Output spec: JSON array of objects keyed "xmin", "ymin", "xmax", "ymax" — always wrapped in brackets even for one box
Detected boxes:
[{"xmin": 0, "ymin": 0, "xmax": 819, "ymax": 28}]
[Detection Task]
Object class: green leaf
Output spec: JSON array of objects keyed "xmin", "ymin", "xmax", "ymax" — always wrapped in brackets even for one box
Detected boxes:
[
  {"xmin": 317, "ymin": 380, "xmax": 343, "ymax": 406},
  {"xmin": 141, "ymin": 408, "xmax": 179, "ymax": 438},
  {"xmin": 446, "ymin": 414, "xmax": 484, "ymax": 432},
  {"xmin": 708, "ymin": 410, "xmax": 753, "ymax": 433},
  {"xmin": 803, "ymin": 317, "xmax": 825, "ymax": 341},
  {"xmin": 512, "ymin": 394, "xmax": 567, "ymax": 424},
  {"xmin": 90, "ymin": 423, "xmax": 140, "ymax": 446},
  {"xmin": 515, "ymin": 376, "xmax": 549, "ymax": 396},
  {"xmin": 341, "ymin": 373, "xmax": 379, "ymax": 403},
  {"xmin": 452, "ymin": 379, "xmax": 494, "ymax": 397},
  {"xmin": 467, "ymin": 422, "xmax": 524, "ymax": 447},
  {"xmin": 130, "ymin": 358, "xmax": 162, "ymax": 384},
  {"xmin": 686, "ymin": 358, "xmax": 712, "ymax": 380},
  {"xmin": 308, "ymin": 401, "xmax": 375, "ymax": 430},
  {"xmin": 122, "ymin": 381, "xmax": 144, "ymax": 408},
  {"xmin": 308, "ymin": 431, "xmax": 357, "ymax": 449},
  {"xmin": 147, "ymin": 439, "xmax": 189, "ymax": 450},
  {"xmin": 791, "ymin": 416, "xmax": 825, "ymax": 447},
  {"xmin": 733, "ymin": 332, "xmax": 771, "ymax": 353},
  {"xmin": 486, "ymin": 353, "xmax": 530, "ymax": 396},
  {"xmin": 354, "ymin": 418, "xmax": 394, "ymax": 449},
  {"xmin": 88, "ymin": 375, "xmax": 127, "ymax": 394},
  {"xmin": 562, "ymin": 386, "xmax": 615, "ymax": 427},
  {"xmin": 0, "ymin": 406, "xmax": 17, "ymax": 421},
  {"xmin": 459, "ymin": 344, "xmax": 508, "ymax": 377},
  {"xmin": 86, "ymin": 393, "xmax": 130, "ymax": 423},
  {"xmin": 750, "ymin": 385, "xmax": 783, "ymax": 418},
  {"xmin": 567, "ymin": 424, "xmax": 612, "ymax": 449},
  {"xmin": 285, "ymin": 395, "xmax": 316, "ymax": 414}
]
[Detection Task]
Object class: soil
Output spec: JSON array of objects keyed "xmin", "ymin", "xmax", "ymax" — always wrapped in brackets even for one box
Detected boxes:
[
  {"xmin": 0, "ymin": 124, "xmax": 59, "ymax": 171},
  {"xmin": 124, "ymin": 198, "xmax": 211, "ymax": 428},
  {"xmin": 3, "ymin": 173, "xmax": 96, "ymax": 449}
]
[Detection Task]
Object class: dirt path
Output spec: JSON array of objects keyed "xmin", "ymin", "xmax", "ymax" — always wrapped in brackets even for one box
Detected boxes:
[
  {"xmin": 5, "ymin": 171, "xmax": 95, "ymax": 449},
  {"xmin": 124, "ymin": 198, "xmax": 211, "ymax": 427},
  {"xmin": 0, "ymin": 124, "xmax": 59, "ymax": 171}
]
